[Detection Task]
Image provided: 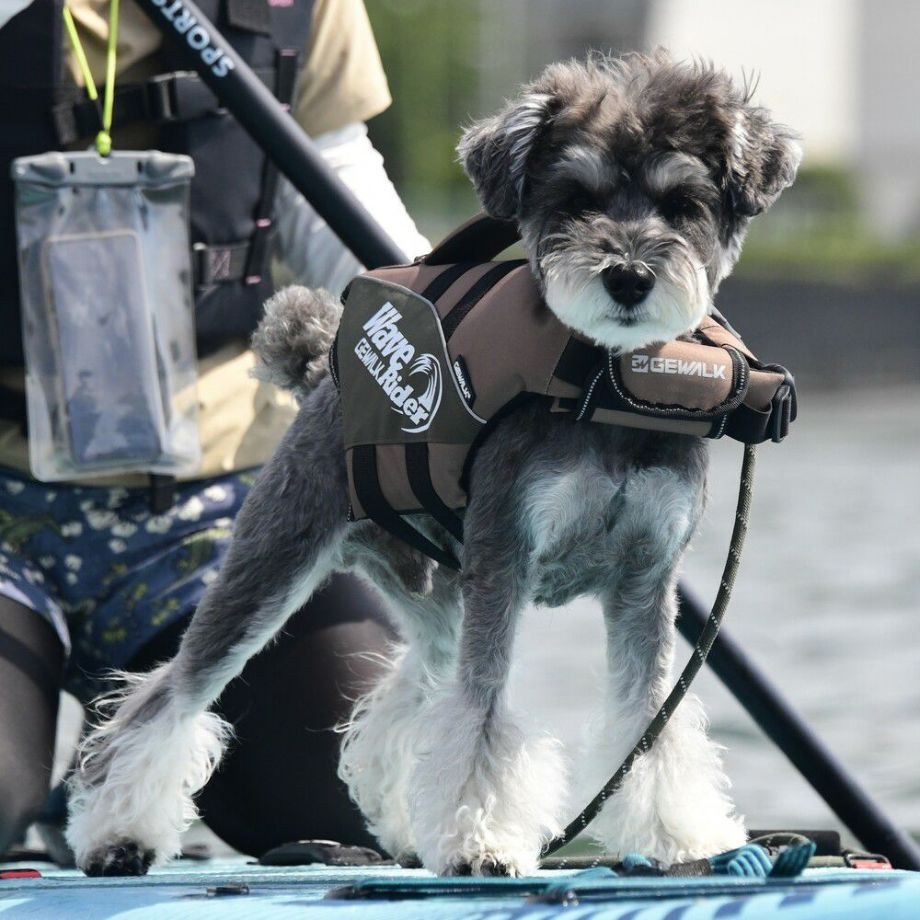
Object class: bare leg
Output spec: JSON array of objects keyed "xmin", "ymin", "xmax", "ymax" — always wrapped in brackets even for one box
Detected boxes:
[
  {"xmin": 66, "ymin": 382, "xmax": 352, "ymax": 875},
  {"xmin": 576, "ymin": 468, "xmax": 745, "ymax": 863},
  {"xmin": 129, "ymin": 573, "xmax": 393, "ymax": 856}
]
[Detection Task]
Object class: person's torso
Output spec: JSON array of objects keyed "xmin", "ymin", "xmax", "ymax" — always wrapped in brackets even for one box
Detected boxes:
[{"xmin": 0, "ymin": 0, "xmax": 315, "ymax": 368}]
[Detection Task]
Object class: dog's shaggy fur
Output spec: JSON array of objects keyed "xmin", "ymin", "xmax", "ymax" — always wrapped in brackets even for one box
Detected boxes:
[{"xmin": 66, "ymin": 52, "xmax": 800, "ymax": 877}]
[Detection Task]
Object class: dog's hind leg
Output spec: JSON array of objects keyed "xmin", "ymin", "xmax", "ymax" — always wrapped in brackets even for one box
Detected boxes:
[
  {"xmin": 66, "ymin": 381, "xmax": 351, "ymax": 875},
  {"xmin": 409, "ymin": 500, "xmax": 566, "ymax": 877},
  {"xmin": 338, "ymin": 536, "xmax": 462, "ymax": 862},
  {"xmin": 576, "ymin": 468, "xmax": 746, "ymax": 865}
]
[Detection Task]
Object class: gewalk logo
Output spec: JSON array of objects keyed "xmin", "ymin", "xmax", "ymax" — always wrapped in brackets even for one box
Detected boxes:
[
  {"xmin": 631, "ymin": 354, "xmax": 726, "ymax": 379},
  {"xmin": 355, "ymin": 302, "xmax": 443, "ymax": 433}
]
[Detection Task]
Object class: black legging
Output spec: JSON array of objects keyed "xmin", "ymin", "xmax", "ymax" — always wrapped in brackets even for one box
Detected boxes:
[
  {"xmin": 0, "ymin": 598, "xmax": 62, "ymax": 856},
  {"xmin": 0, "ymin": 573, "xmax": 394, "ymax": 859}
]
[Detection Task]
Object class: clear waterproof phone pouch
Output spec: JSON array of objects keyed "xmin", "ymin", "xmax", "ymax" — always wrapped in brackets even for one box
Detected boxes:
[{"xmin": 13, "ymin": 150, "xmax": 201, "ymax": 481}]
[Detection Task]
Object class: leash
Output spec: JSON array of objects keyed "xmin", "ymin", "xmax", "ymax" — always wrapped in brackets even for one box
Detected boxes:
[{"xmin": 541, "ymin": 443, "xmax": 757, "ymax": 858}]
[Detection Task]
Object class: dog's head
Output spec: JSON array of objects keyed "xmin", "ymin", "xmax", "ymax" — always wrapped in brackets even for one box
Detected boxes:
[{"xmin": 458, "ymin": 52, "xmax": 801, "ymax": 351}]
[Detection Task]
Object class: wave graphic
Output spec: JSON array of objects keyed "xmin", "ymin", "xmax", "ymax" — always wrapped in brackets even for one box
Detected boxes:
[{"xmin": 399, "ymin": 353, "xmax": 442, "ymax": 433}]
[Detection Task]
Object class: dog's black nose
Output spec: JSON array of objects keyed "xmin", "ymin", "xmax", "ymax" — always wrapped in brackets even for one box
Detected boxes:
[{"xmin": 602, "ymin": 264, "xmax": 655, "ymax": 307}]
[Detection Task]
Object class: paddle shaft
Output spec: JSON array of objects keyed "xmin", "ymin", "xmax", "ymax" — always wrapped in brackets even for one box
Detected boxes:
[
  {"xmin": 133, "ymin": 0, "xmax": 408, "ymax": 270},
  {"xmin": 138, "ymin": 1, "xmax": 920, "ymax": 872},
  {"xmin": 678, "ymin": 586, "xmax": 920, "ymax": 871}
]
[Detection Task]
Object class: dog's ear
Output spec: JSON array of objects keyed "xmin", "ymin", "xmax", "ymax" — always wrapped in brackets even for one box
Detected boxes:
[
  {"xmin": 457, "ymin": 91, "xmax": 558, "ymax": 220},
  {"xmin": 724, "ymin": 105, "xmax": 802, "ymax": 217}
]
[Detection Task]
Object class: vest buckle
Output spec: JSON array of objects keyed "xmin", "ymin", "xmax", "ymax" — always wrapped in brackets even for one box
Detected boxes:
[
  {"xmin": 769, "ymin": 378, "xmax": 796, "ymax": 443},
  {"xmin": 147, "ymin": 74, "xmax": 180, "ymax": 122}
]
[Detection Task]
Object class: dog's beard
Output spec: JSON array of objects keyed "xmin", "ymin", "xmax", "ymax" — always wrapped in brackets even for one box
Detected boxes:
[{"xmin": 540, "ymin": 244, "xmax": 711, "ymax": 352}]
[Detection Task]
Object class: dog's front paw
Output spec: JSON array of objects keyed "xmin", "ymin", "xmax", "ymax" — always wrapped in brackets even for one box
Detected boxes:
[
  {"xmin": 581, "ymin": 695, "xmax": 747, "ymax": 865},
  {"xmin": 409, "ymin": 691, "xmax": 565, "ymax": 878},
  {"xmin": 82, "ymin": 839, "xmax": 155, "ymax": 877},
  {"xmin": 445, "ymin": 855, "xmax": 521, "ymax": 878},
  {"xmin": 413, "ymin": 808, "xmax": 542, "ymax": 877}
]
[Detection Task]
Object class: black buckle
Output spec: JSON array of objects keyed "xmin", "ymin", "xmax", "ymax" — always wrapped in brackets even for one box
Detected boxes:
[
  {"xmin": 147, "ymin": 72, "xmax": 218, "ymax": 122},
  {"xmin": 193, "ymin": 242, "xmax": 237, "ymax": 287},
  {"xmin": 148, "ymin": 474, "xmax": 176, "ymax": 514},
  {"xmin": 192, "ymin": 243, "xmax": 211, "ymax": 287},
  {"xmin": 146, "ymin": 73, "xmax": 180, "ymax": 121},
  {"xmin": 770, "ymin": 379, "xmax": 796, "ymax": 443},
  {"xmin": 193, "ymin": 241, "xmax": 251, "ymax": 287}
]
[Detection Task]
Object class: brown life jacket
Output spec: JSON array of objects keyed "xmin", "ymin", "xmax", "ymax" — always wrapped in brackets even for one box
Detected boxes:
[{"xmin": 330, "ymin": 214, "xmax": 796, "ymax": 568}]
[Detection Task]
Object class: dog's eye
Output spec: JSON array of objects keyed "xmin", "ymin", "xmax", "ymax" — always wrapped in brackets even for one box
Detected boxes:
[
  {"xmin": 567, "ymin": 185, "xmax": 599, "ymax": 215},
  {"xmin": 659, "ymin": 190, "xmax": 699, "ymax": 221}
]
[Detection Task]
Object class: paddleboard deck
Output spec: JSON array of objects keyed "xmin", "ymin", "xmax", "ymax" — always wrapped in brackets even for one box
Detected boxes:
[{"xmin": 1, "ymin": 857, "xmax": 918, "ymax": 919}]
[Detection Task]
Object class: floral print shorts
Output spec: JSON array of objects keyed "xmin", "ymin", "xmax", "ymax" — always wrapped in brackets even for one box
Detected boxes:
[{"xmin": 0, "ymin": 466, "xmax": 258, "ymax": 701}]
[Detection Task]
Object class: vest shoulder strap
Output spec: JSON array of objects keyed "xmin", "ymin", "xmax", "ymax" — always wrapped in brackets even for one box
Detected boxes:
[{"xmin": 424, "ymin": 213, "xmax": 521, "ymax": 265}]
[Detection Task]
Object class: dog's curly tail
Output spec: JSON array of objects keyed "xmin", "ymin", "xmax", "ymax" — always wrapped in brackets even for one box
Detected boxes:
[{"xmin": 251, "ymin": 285, "xmax": 343, "ymax": 400}]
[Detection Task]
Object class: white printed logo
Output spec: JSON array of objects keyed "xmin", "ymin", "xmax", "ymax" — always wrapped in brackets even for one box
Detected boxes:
[
  {"xmin": 150, "ymin": 0, "xmax": 237, "ymax": 78},
  {"xmin": 452, "ymin": 359, "xmax": 473, "ymax": 403},
  {"xmin": 631, "ymin": 354, "xmax": 726, "ymax": 379},
  {"xmin": 355, "ymin": 302, "xmax": 443, "ymax": 433}
]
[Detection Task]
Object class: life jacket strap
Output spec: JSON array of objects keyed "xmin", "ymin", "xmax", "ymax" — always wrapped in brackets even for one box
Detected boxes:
[
  {"xmin": 440, "ymin": 260, "xmax": 526, "ymax": 340},
  {"xmin": 52, "ymin": 69, "xmax": 277, "ymax": 146},
  {"xmin": 351, "ymin": 445, "xmax": 462, "ymax": 570},
  {"xmin": 405, "ymin": 443, "xmax": 465, "ymax": 544},
  {"xmin": 243, "ymin": 48, "xmax": 301, "ymax": 285},
  {"xmin": 423, "ymin": 213, "xmax": 520, "ymax": 265},
  {"xmin": 552, "ymin": 337, "xmax": 607, "ymax": 390},
  {"xmin": 193, "ymin": 240, "xmax": 254, "ymax": 287}
]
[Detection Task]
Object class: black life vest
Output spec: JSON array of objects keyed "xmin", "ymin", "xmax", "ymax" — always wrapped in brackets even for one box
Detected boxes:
[
  {"xmin": 331, "ymin": 215, "xmax": 797, "ymax": 569},
  {"xmin": 0, "ymin": 0, "xmax": 314, "ymax": 368}
]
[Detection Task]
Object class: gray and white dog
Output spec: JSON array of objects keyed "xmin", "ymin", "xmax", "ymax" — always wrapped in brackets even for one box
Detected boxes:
[{"xmin": 66, "ymin": 52, "xmax": 800, "ymax": 877}]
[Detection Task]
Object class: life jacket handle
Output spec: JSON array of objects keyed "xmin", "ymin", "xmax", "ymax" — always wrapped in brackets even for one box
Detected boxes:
[{"xmin": 424, "ymin": 213, "xmax": 521, "ymax": 265}]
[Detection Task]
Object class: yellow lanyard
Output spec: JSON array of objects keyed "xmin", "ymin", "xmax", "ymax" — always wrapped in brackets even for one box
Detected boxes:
[{"xmin": 62, "ymin": 0, "xmax": 121, "ymax": 156}]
